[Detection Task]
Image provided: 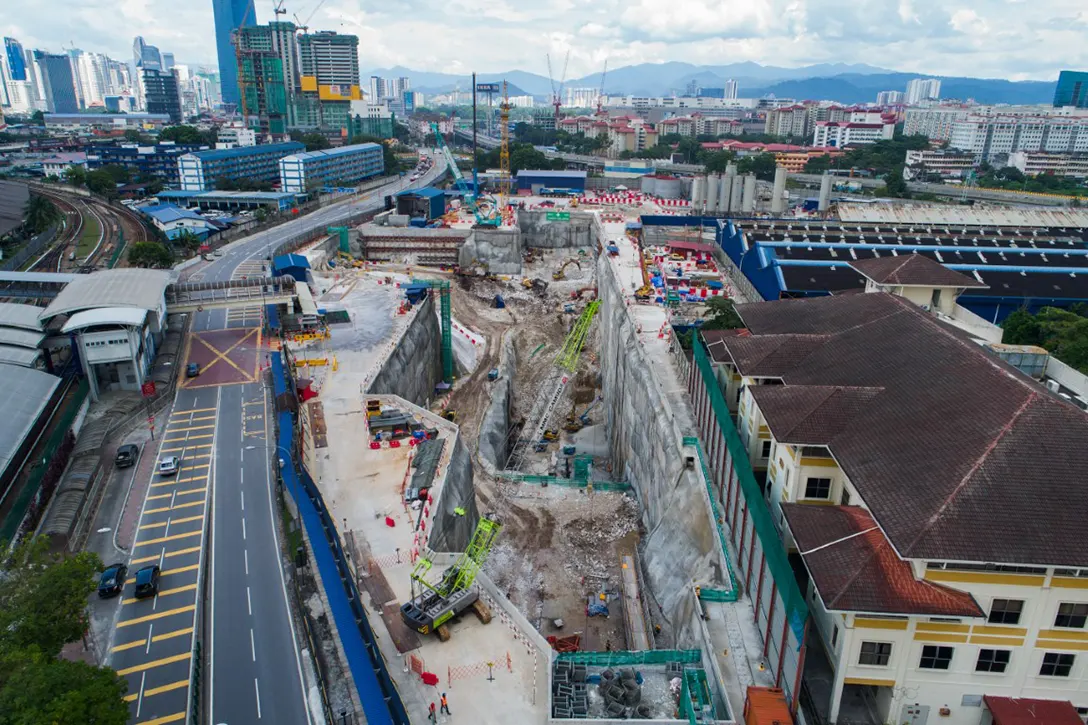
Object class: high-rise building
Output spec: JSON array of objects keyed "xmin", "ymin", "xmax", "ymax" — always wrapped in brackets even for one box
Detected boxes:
[
  {"xmin": 297, "ymin": 31, "xmax": 360, "ymax": 129},
  {"xmin": 1054, "ymin": 70, "xmax": 1088, "ymax": 109},
  {"xmin": 232, "ymin": 22, "xmax": 295, "ymax": 134},
  {"xmin": 161, "ymin": 53, "xmax": 175, "ymax": 71},
  {"xmin": 212, "ymin": 0, "xmax": 257, "ymax": 107},
  {"xmin": 33, "ymin": 51, "xmax": 79, "ymax": 113},
  {"xmin": 876, "ymin": 90, "xmax": 904, "ymax": 105},
  {"xmin": 904, "ymin": 78, "xmax": 941, "ymax": 105},
  {"xmin": 74, "ymin": 52, "xmax": 110, "ymax": 107},
  {"xmin": 133, "ymin": 36, "xmax": 163, "ymax": 71},
  {"xmin": 723, "ymin": 79, "xmax": 738, "ymax": 100},
  {"xmin": 369, "ymin": 75, "xmax": 385, "ymax": 101},
  {"xmin": 4, "ymin": 38, "xmax": 26, "ymax": 81},
  {"xmin": 142, "ymin": 68, "xmax": 182, "ymax": 123}
]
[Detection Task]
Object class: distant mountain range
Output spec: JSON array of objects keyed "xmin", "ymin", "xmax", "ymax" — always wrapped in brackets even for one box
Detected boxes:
[{"xmin": 365, "ymin": 62, "xmax": 1057, "ymax": 106}]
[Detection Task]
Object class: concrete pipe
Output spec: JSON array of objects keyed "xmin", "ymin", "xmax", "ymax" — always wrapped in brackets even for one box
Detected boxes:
[
  {"xmin": 719, "ymin": 174, "xmax": 733, "ymax": 214},
  {"xmin": 742, "ymin": 174, "xmax": 757, "ymax": 213},
  {"xmin": 730, "ymin": 173, "xmax": 743, "ymax": 213},
  {"xmin": 706, "ymin": 174, "xmax": 720, "ymax": 214},
  {"xmin": 819, "ymin": 172, "xmax": 832, "ymax": 211},
  {"xmin": 771, "ymin": 165, "xmax": 787, "ymax": 214}
]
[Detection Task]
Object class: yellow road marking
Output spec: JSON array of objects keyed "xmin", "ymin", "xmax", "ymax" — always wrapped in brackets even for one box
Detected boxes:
[
  {"xmin": 162, "ymin": 423, "xmax": 215, "ymax": 434},
  {"xmin": 125, "ymin": 563, "xmax": 200, "ymax": 584},
  {"xmin": 139, "ymin": 514, "xmax": 203, "ymax": 531},
  {"xmin": 134, "ymin": 530, "xmax": 201, "ymax": 547},
  {"xmin": 144, "ymin": 499, "xmax": 205, "ymax": 515},
  {"xmin": 123, "ymin": 583, "xmax": 196, "ymax": 604},
  {"xmin": 160, "ymin": 443, "xmax": 212, "ymax": 453},
  {"xmin": 136, "ymin": 714, "xmax": 186, "ymax": 725},
  {"xmin": 175, "ymin": 486, "xmax": 207, "ymax": 497},
  {"xmin": 175, "ymin": 474, "xmax": 209, "ymax": 484},
  {"xmin": 111, "ymin": 637, "xmax": 148, "ymax": 653},
  {"xmin": 180, "ymin": 464, "xmax": 210, "ymax": 472},
  {"xmin": 124, "ymin": 679, "xmax": 189, "ymax": 702},
  {"xmin": 192, "ymin": 328, "xmax": 259, "ymax": 381},
  {"xmin": 115, "ymin": 651, "xmax": 191, "ymax": 677},
  {"xmin": 130, "ymin": 546, "xmax": 202, "ymax": 565},
  {"xmin": 117, "ymin": 604, "xmax": 195, "ymax": 628},
  {"xmin": 146, "ymin": 492, "xmax": 172, "ymax": 501},
  {"xmin": 171, "ymin": 407, "xmax": 214, "ymax": 416},
  {"xmin": 153, "ymin": 626, "xmax": 194, "ymax": 643},
  {"xmin": 163, "ymin": 433, "xmax": 213, "ymax": 443}
]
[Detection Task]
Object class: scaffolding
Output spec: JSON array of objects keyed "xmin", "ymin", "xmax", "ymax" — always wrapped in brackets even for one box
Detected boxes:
[{"xmin": 409, "ymin": 278, "xmax": 453, "ymax": 382}]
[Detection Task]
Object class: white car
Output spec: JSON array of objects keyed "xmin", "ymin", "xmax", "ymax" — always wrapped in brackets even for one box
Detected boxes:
[{"xmin": 158, "ymin": 456, "xmax": 180, "ymax": 476}]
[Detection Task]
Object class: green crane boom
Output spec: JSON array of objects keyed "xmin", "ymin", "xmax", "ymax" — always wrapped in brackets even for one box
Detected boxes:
[{"xmin": 556, "ymin": 300, "xmax": 599, "ymax": 371}]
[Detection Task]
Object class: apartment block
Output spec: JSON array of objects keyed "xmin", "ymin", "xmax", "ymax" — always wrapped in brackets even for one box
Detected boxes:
[
  {"xmin": 812, "ymin": 119, "xmax": 895, "ymax": 147},
  {"xmin": 689, "ymin": 281, "xmax": 1088, "ymax": 725},
  {"xmin": 1007, "ymin": 151, "xmax": 1088, "ymax": 178},
  {"xmin": 904, "ymin": 149, "xmax": 977, "ymax": 180},
  {"xmin": 904, "ymin": 107, "xmax": 971, "ymax": 141},
  {"xmin": 177, "ymin": 141, "xmax": 304, "ymax": 191},
  {"xmin": 949, "ymin": 116, "xmax": 1088, "ymax": 162},
  {"xmin": 765, "ymin": 105, "xmax": 810, "ymax": 138},
  {"xmin": 278, "ymin": 142, "xmax": 383, "ymax": 193},
  {"xmin": 87, "ymin": 143, "xmax": 207, "ymax": 186}
]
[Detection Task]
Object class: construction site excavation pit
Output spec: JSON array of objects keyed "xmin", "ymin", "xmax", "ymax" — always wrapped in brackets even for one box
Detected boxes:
[{"xmin": 286, "ymin": 199, "xmax": 750, "ymax": 722}]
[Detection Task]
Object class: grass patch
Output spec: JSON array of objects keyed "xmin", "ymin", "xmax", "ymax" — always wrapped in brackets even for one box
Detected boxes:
[
  {"xmin": 280, "ymin": 495, "xmax": 303, "ymax": 554},
  {"xmin": 75, "ymin": 215, "xmax": 100, "ymax": 259}
]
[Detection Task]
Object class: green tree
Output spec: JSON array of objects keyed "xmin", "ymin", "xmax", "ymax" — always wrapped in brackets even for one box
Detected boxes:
[
  {"xmin": 158, "ymin": 125, "xmax": 209, "ymax": 145},
  {"xmin": 1001, "ymin": 308, "xmax": 1044, "ymax": 346},
  {"xmin": 30, "ymin": 110, "xmax": 44, "ymax": 126},
  {"xmin": 703, "ymin": 151, "xmax": 737, "ymax": 174},
  {"xmin": 736, "ymin": 153, "xmax": 778, "ymax": 181},
  {"xmin": 122, "ymin": 129, "xmax": 153, "ymax": 144},
  {"xmin": 63, "ymin": 165, "xmax": 88, "ymax": 186},
  {"xmin": 879, "ymin": 166, "xmax": 910, "ymax": 198},
  {"xmin": 85, "ymin": 170, "xmax": 119, "ymax": 197},
  {"xmin": 127, "ymin": 241, "xmax": 174, "ymax": 268},
  {"xmin": 23, "ymin": 194, "xmax": 61, "ymax": 234},
  {"xmin": 703, "ymin": 296, "xmax": 744, "ymax": 330},
  {"xmin": 0, "ymin": 539, "xmax": 101, "ymax": 658},
  {"xmin": 297, "ymin": 132, "xmax": 330, "ymax": 151},
  {"xmin": 173, "ymin": 230, "xmax": 204, "ymax": 255},
  {"xmin": 99, "ymin": 165, "xmax": 131, "ymax": 184},
  {"xmin": 0, "ymin": 647, "xmax": 128, "ymax": 725}
]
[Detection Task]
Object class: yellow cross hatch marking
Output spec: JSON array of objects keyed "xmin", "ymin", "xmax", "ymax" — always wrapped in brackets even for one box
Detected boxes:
[{"xmin": 117, "ymin": 605, "xmax": 195, "ymax": 628}]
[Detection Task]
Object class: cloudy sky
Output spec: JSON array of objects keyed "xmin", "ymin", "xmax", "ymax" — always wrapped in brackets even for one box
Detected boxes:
[{"xmin": 2, "ymin": 0, "xmax": 1086, "ymax": 80}]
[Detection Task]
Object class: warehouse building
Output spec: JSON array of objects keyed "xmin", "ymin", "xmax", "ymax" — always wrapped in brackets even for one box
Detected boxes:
[
  {"xmin": 177, "ymin": 141, "xmax": 305, "ymax": 191},
  {"xmin": 156, "ymin": 189, "xmax": 298, "ymax": 212},
  {"xmin": 278, "ymin": 142, "xmax": 383, "ymax": 194},
  {"xmin": 515, "ymin": 169, "xmax": 587, "ymax": 194},
  {"xmin": 691, "ymin": 291, "xmax": 1088, "ymax": 725}
]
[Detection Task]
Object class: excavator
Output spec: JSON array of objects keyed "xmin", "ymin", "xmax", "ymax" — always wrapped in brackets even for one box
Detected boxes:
[
  {"xmin": 400, "ymin": 514, "xmax": 502, "ymax": 641},
  {"xmin": 552, "ymin": 258, "xmax": 581, "ymax": 281},
  {"xmin": 632, "ymin": 227, "xmax": 655, "ymax": 301},
  {"xmin": 563, "ymin": 398, "xmax": 602, "ymax": 432}
]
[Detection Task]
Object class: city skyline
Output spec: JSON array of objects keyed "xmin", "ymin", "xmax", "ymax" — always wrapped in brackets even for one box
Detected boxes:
[{"xmin": 1, "ymin": 0, "xmax": 1087, "ymax": 82}]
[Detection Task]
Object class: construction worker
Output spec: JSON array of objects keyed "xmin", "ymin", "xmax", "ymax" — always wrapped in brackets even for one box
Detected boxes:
[
  {"xmin": 440, "ymin": 693, "xmax": 451, "ymax": 715},
  {"xmin": 428, "ymin": 702, "xmax": 437, "ymax": 723}
]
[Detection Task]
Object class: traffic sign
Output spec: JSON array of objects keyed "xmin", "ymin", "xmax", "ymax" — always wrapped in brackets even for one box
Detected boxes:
[
  {"xmin": 546, "ymin": 212, "xmax": 571, "ymax": 221},
  {"xmin": 476, "ymin": 83, "xmax": 500, "ymax": 94},
  {"xmin": 141, "ymin": 381, "xmax": 156, "ymax": 397}
]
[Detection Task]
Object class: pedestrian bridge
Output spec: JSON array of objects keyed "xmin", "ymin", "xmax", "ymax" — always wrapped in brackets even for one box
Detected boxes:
[{"xmin": 165, "ymin": 275, "xmax": 297, "ymax": 312}]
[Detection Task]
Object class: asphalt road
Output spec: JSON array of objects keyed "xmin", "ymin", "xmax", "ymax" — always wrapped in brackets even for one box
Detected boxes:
[{"xmin": 106, "ymin": 163, "xmax": 445, "ymax": 725}]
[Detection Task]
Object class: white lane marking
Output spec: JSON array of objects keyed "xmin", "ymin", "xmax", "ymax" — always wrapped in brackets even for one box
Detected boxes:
[
  {"xmin": 240, "ymin": 490, "xmax": 245, "ymax": 512},
  {"xmin": 247, "ymin": 586, "xmax": 252, "ymax": 616},
  {"xmin": 244, "ymin": 549, "xmax": 249, "ymax": 575},
  {"xmin": 206, "ymin": 387, "xmax": 222, "ymax": 720},
  {"xmin": 145, "ymin": 623, "xmax": 154, "ymax": 654},
  {"xmin": 242, "ymin": 518, "xmax": 246, "ymax": 540},
  {"xmin": 254, "ymin": 678, "xmax": 262, "ymax": 719},
  {"xmin": 135, "ymin": 672, "xmax": 147, "ymax": 717},
  {"xmin": 250, "ymin": 629, "xmax": 256, "ymax": 661}
]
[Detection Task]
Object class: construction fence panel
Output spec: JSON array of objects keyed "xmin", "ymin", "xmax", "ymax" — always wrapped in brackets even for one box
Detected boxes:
[
  {"xmin": 555, "ymin": 649, "xmax": 702, "ymax": 667},
  {"xmin": 690, "ymin": 337, "xmax": 808, "ymax": 641}
]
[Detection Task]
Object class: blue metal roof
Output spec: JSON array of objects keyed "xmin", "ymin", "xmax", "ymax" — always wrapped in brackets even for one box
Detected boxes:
[
  {"xmin": 516, "ymin": 169, "xmax": 587, "ymax": 179},
  {"xmin": 272, "ymin": 254, "xmax": 310, "ymax": 271},
  {"xmin": 186, "ymin": 142, "xmax": 304, "ymax": 161},
  {"xmin": 281, "ymin": 142, "xmax": 382, "ymax": 162},
  {"xmin": 140, "ymin": 204, "xmax": 206, "ymax": 224},
  {"xmin": 395, "ymin": 187, "xmax": 445, "ymax": 199},
  {"xmin": 157, "ymin": 190, "xmax": 298, "ymax": 201}
]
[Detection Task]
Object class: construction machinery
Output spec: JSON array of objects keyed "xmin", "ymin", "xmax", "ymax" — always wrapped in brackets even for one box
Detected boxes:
[
  {"xmin": 631, "ymin": 227, "xmax": 655, "ymax": 301},
  {"xmin": 400, "ymin": 514, "xmax": 502, "ymax": 641},
  {"xmin": 546, "ymin": 50, "xmax": 571, "ymax": 126},
  {"xmin": 407, "ymin": 278, "xmax": 453, "ymax": 382},
  {"xmin": 429, "ymin": 122, "xmax": 501, "ymax": 227},
  {"xmin": 552, "ymin": 258, "xmax": 581, "ymax": 281},
  {"xmin": 595, "ymin": 59, "xmax": 609, "ymax": 116},
  {"xmin": 498, "ymin": 81, "xmax": 512, "ymax": 197},
  {"xmin": 563, "ymin": 398, "xmax": 602, "ymax": 432}
]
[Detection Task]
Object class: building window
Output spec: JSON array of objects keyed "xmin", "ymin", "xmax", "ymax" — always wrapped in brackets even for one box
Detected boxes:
[
  {"xmin": 976, "ymin": 649, "xmax": 1010, "ymax": 673},
  {"xmin": 760, "ymin": 441, "xmax": 772, "ymax": 459},
  {"xmin": 920, "ymin": 645, "xmax": 954, "ymax": 670},
  {"xmin": 841, "ymin": 489, "xmax": 851, "ymax": 506},
  {"xmin": 804, "ymin": 478, "xmax": 832, "ymax": 499},
  {"xmin": 988, "ymin": 599, "xmax": 1024, "ymax": 625},
  {"xmin": 1040, "ymin": 652, "xmax": 1075, "ymax": 677},
  {"xmin": 1056, "ymin": 603, "xmax": 1088, "ymax": 629},
  {"xmin": 859, "ymin": 641, "xmax": 892, "ymax": 666},
  {"xmin": 831, "ymin": 625, "xmax": 838, "ymax": 648}
]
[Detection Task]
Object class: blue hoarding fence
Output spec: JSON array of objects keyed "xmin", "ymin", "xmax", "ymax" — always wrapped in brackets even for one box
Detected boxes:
[{"xmin": 270, "ymin": 355, "xmax": 409, "ymax": 724}]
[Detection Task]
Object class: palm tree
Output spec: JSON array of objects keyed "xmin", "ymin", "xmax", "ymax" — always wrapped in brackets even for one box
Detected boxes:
[{"xmin": 24, "ymin": 194, "xmax": 61, "ymax": 234}]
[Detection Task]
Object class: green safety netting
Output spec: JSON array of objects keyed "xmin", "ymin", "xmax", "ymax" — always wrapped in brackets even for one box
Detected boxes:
[
  {"xmin": 683, "ymin": 435, "xmax": 739, "ymax": 601},
  {"xmin": 555, "ymin": 649, "xmax": 702, "ymax": 666},
  {"xmin": 691, "ymin": 338, "xmax": 808, "ymax": 638}
]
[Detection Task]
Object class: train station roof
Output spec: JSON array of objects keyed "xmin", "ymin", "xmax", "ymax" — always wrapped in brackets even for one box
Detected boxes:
[
  {"xmin": 0, "ymin": 364, "xmax": 60, "ymax": 476},
  {"xmin": 40, "ymin": 269, "xmax": 172, "ymax": 321}
]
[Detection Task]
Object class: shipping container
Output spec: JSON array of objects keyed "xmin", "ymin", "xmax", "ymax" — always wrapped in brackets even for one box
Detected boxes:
[{"xmin": 743, "ymin": 686, "xmax": 793, "ymax": 725}]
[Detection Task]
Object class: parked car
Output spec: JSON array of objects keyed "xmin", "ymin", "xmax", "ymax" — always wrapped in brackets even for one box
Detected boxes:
[
  {"xmin": 158, "ymin": 456, "xmax": 180, "ymax": 476},
  {"xmin": 115, "ymin": 443, "xmax": 139, "ymax": 468},
  {"xmin": 98, "ymin": 563, "xmax": 128, "ymax": 598},
  {"xmin": 133, "ymin": 565, "xmax": 160, "ymax": 599},
  {"xmin": 186, "ymin": 362, "xmax": 200, "ymax": 377}
]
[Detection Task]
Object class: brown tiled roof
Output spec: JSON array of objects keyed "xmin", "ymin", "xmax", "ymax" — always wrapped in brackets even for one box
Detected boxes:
[
  {"xmin": 849, "ymin": 254, "xmax": 988, "ymax": 288},
  {"xmin": 701, "ymin": 328, "xmax": 749, "ymax": 363},
  {"xmin": 781, "ymin": 504, "xmax": 984, "ymax": 617},
  {"xmin": 749, "ymin": 385, "xmax": 883, "ymax": 445},
  {"xmin": 983, "ymin": 696, "xmax": 1083, "ymax": 725},
  {"xmin": 725, "ymin": 292, "xmax": 1088, "ymax": 567}
]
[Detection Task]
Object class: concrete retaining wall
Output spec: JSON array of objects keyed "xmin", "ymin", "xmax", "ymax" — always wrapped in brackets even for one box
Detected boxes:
[
  {"xmin": 427, "ymin": 435, "xmax": 480, "ymax": 553},
  {"xmin": 596, "ymin": 254, "xmax": 724, "ymax": 645},
  {"xmin": 478, "ymin": 334, "xmax": 516, "ymax": 470},
  {"xmin": 365, "ymin": 293, "xmax": 442, "ymax": 407},
  {"xmin": 518, "ymin": 210, "xmax": 595, "ymax": 249},
  {"xmin": 459, "ymin": 227, "xmax": 522, "ymax": 275}
]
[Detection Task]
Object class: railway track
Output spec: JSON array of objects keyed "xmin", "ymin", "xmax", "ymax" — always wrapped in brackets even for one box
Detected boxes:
[{"xmin": 28, "ymin": 187, "xmax": 150, "ymax": 272}]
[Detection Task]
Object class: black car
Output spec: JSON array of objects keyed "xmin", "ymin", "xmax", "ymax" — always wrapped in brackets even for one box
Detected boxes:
[
  {"xmin": 98, "ymin": 563, "xmax": 128, "ymax": 598},
  {"xmin": 133, "ymin": 565, "xmax": 160, "ymax": 599},
  {"xmin": 114, "ymin": 443, "xmax": 139, "ymax": 469},
  {"xmin": 186, "ymin": 362, "xmax": 200, "ymax": 377}
]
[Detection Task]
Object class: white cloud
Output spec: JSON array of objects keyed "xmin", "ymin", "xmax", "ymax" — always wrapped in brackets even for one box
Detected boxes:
[{"xmin": 1, "ymin": 0, "xmax": 1086, "ymax": 80}]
